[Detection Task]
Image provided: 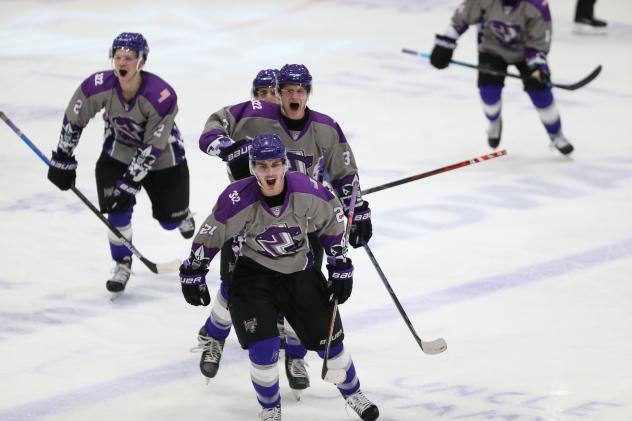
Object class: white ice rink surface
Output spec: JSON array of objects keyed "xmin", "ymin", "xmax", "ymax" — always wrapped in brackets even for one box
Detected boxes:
[{"xmin": 1, "ymin": 1, "xmax": 632, "ymax": 420}]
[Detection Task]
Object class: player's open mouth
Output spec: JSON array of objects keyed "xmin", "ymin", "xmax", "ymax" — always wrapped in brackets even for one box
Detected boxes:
[
  {"xmin": 289, "ymin": 102, "xmax": 300, "ymax": 111},
  {"xmin": 265, "ymin": 178, "xmax": 276, "ymax": 187},
  {"xmin": 119, "ymin": 69, "xmax": 128, "ymax": 77}
]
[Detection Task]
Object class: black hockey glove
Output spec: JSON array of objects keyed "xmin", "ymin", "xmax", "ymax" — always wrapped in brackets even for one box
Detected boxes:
[
  {"xmin": 220, "ymin": 138, "xmax": 253, "ymax": 180},
  {"xmin": 101, "ymin": 177, "xmax": 139, "ymax": 214},
  {"xmin": 327, "ymin": 258, "xmax": 353, "ymax": 304},
  {"xmin": 348, "ymin": 201, "xmax": 372, "ymax": 248},
  {"xmin": 179, "ymin": 261, "xmax": 211, "ymax": 306},
  {"xmin": 430, "ymin": 35, "xmax": 457, "ymax": 69},
  {"xmin": 47, "ymin": 150, "xmax": 77, "ymax": 191}
]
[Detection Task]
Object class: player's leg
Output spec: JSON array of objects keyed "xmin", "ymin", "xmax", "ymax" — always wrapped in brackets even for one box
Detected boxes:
[
  {"xmin": 517, "ymin": 62, "xmax": 574, "ymax": 155},
  {"xmin": 282, "ymin": 268, "xmax": 379, "ymax": 420},
  {"xmin": 193, "ymin": 241, "xmax": 236, "ymax": 380},
  {"xmin": 229, "ymin": 257, "xmax": 283, "ymax": 418},
  {"xmin": 95, "ymin": 152, "xmax": 134, "ymax": 292},
  {"xmin": 478, "ymin": 53, "xmax": 507, "ymax": 149},
  {"xmin": 142, "ymin": 160, "xmax": 195, "ymax": 238}
]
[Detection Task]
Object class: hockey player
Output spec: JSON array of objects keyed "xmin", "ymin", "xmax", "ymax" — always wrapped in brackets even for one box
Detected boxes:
[
  {"xmin": 46, "ymin": 32, "xmax": 194, "ymax": 293},
  {"xmin": 192, "ymin": 64, "xmax": 372, "ymax": 394},
  {"xmin": 429, "ymin": 0, "xmax": 574, "ymax": 155},
  {"xmin": 251, "ymin": 68, "xmax": 280, "ymax": 104},
  {"xmin": 179, "ymin": 134, "xmax": 379, "ymax": 421}
]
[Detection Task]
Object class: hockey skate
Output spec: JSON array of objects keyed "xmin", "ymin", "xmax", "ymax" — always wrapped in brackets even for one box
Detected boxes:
[
  {"xmin": 190, "ymin": 327, "xmax": 225, "ymax": 383},
  {"xmin": 573, "ymin": 17, "xmax": 607, "ymax": 35},
  {"xmin": 487, "ymin": 117, "xmax": 502, "ymax": 149},
  {"xmin": 285, "ymin": 355, "xmax": 310, "ymax": 400},
  {"xmin": 550, "ymin": 134, "xmax": 574, "ymax": 155},
  {"xmin": 345, "ymin": 389, "xmax": 379, "ymax": 421},
  {"xmin": 260, "ymin": 404, "xmax": 281, "ymax": 421},
  {"xmin": 178, "ymin": 211, "xmax": 196, "ymax": 239},
  {"xmin": 106, "ymin": 257, "xmax": 132, "ymax": 295}
]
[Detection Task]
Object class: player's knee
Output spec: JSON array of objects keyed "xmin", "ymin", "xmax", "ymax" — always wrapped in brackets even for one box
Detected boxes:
[{"xmin": 249, "ymin": 337, "xmax": 281, "ymax": 365}]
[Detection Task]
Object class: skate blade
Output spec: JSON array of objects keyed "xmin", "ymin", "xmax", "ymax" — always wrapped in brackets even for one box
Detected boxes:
[
  {"xmin": 322, "ymin": 368, "xmax": 346, "ymax": 384},
  {"xmin": 292, "ymin": 389, "xmax": 302, "ymax": 401},
  {"xmin": 110, "ymin": 291, "xmax": 124, "ymax": 302}
]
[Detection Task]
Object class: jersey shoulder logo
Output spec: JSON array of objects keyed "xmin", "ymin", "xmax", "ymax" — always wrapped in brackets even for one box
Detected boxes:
[{"xmin": 94, "ymin": 73, "xmax": 104, "ymax": 86}]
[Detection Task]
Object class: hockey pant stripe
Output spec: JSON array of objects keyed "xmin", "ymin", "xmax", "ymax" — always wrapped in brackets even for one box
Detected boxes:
[
  {"xmin": 250, "ymin": 337, "xmax": 281, "ymax": 408},
  {"xmin": 107, "ymin": 210, "xmax": 133, "ymax": 262}
]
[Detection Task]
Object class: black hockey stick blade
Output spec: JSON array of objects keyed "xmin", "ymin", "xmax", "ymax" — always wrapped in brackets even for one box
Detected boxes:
[
  {"xmin": 552, "ymin": 65, "xmax": 602, "ymax": 91},
  {"xmin": 402, "ymin": 48, "xmax": 602, "ymax": 91}
]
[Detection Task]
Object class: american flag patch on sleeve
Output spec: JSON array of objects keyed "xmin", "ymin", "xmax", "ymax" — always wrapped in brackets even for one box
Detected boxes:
[{"xmin": 158, "ymin": 88, "xmax": 171, "ymax": 103}]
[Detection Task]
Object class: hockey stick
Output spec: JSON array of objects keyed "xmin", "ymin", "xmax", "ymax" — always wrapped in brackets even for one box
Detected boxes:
[
  {"xmin": 402, "ymin": 48, "xmax": 602, "ymax": 91},
  {"xmin": 0, "ymin": 111, "xmax": 181, "ymax": 274},
  {"xmin": 321, "ymin": 180, "xmax": 360, "ymax": 384},
  {"xmin": 361, "ymin": 149, "xmax": 506, "ymax": 196},
  {"xmin": 363, "ymin": 243, "xmax": 447, "ymax": 354}
]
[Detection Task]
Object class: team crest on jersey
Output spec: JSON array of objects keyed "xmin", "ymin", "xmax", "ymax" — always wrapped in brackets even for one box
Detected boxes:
[
  {"xmin": 255, "ymin": 223, "xmax": 303, "ymax": 257},
  {"xmin": 488, "ymin": 21, "xmax": 523, "ymax": 46},
  {"xmin": 112, "ymin": 117, "xmax": 145, "ymax": 144}
]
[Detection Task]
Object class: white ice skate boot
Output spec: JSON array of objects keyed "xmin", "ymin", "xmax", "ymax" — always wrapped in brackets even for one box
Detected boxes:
[
  {"xmin": 106, "ymin": 257, "xmax": 132, "ymax": 294},
  {"xmin": 550, "ymin": 134, "xmax": 574, "ymax": 155},
  {"xmin": 345, "ymin": 389, "xmax": 379, "ymax": 421},
  {"xmin": 487, "ymin": 117, "xmax": 502, "ymax": 149},
  {"xmin": 260, "ymin": 404, "xmax": 281, "ymax": 421}
]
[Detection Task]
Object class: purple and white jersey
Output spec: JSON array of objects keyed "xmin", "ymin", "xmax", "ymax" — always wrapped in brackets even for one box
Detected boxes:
[
  {"xmin": 190, "ymin": 172, "xmax": 347, "ymax": 274},
  {"xmin": 199, "ymin": 99, "xmax": 363, "ymax": 210},
  {"xmin": 57, "ymin": 70, "xmax": 185, "ymax": 182},
  {"xmin": 445, "ymin": 0, "xmax": 552, "ymax": 64}
]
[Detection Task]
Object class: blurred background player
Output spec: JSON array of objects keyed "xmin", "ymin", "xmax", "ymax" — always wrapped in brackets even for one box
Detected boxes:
[
  {"xmin": 252, "ymin": 68, "xmax": 280, "ymax": 104},
  {"xmin": 179, "ymin": 134, "xmax": 379, "ymax": 421},
  {"xmin": 193, "ymin": 64, "xmax": 373, "ymax": 396},
  {"xmin": 429, "ymin": 0, "xmax": 574, "ymax": 155},
  {"xmin": 574, "ymin": 0, "xmax": 607, "ymax": 34},
  {"xmin": 46, "ymin": 32, "xmax": 194, "ymax": 293}
]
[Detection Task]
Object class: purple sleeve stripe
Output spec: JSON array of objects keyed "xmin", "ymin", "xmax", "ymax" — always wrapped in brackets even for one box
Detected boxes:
[
  {"xmin": 319, "ymin": 234, "xmax": 344, "ymax": 255},
  {"xmin": 199, "ymin": 129, "xmax": 225, "ymax": 152},
  {"xmin": 525, "ymin": 0, "xmax": 551, "ymax": 22}
]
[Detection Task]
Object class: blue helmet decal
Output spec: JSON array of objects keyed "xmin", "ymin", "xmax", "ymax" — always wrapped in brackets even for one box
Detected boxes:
[{"xmin": 110, "ymin": 32, "xmax": 149, "ymax": 61}]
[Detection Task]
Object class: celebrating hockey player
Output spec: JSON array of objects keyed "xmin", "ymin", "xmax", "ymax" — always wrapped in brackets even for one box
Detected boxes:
[
  {"xmin": 192, "ymin": 64, "xmax": 372, "ymax": 395},
  {"xmin": 179, "ymin": 134, "xmax": 379, "ymax": 421},
  {"xmin": 429, "ymin": 0, "xmax": 574, "ymax": 155},
  {"xmin": 46, "ymin": 32, "xmax": 194, "ymax": 293}
]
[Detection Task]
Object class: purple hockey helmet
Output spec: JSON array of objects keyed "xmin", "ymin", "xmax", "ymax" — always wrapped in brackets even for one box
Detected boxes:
[
  {"xmin": 249, "ymin": 133, "xmax": 288, "ymax": 176},
  {"xmin": 109, "ymin": 32, "xmax": 149, "ymax": 61},
  {"xmin": 252, "ymin": 69, "xmax": 280, "ymax": 96},
  {"xmin": 250, "ymin": 134, "xmax": 286, "ymax": 162},
  {"xmin": 277, "ymin": 64, "xmax": 312, "ymax": 93}
]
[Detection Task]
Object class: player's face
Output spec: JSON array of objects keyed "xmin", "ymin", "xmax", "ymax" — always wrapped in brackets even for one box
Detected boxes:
[
  {"xmin": 279, "ymin": 84, "xmax": 308, "ymax": 120},
  {"xmin": 113, "ymin": 49, "xmax": 143, "ymax": 82},
  {"xmin": 254, "ymin": 158, "xmax": 286, "ymax": 197},
  {"xmin": 255, "ymin": 87, "xmax": 279, "ymax": 104}
]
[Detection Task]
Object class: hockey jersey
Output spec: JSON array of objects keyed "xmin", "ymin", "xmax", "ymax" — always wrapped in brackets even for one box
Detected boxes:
[
  {"xmin": 57, "ymin": 70, "xmax": 186, "ymax": 182},
  {"xmin": 190, "ymin": 172, "xmax": 347, "ymax": 274},
  {"xmin": 198, "ymin": 99, "xmax": 362, "ymax": 209},
  {"xmin": 447, "ymin": 0, "xmax": 552, "ymax": 63}
]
